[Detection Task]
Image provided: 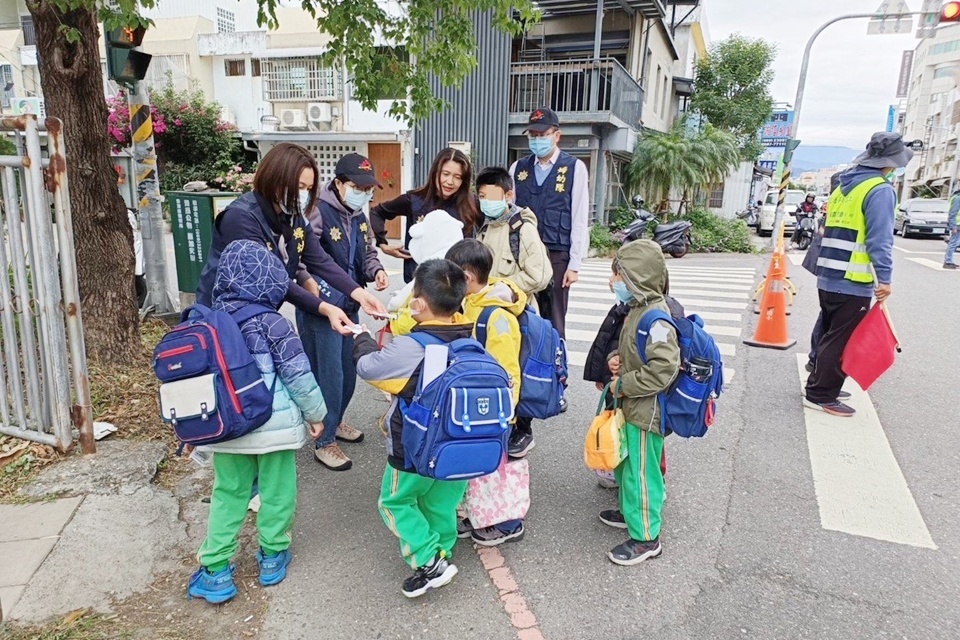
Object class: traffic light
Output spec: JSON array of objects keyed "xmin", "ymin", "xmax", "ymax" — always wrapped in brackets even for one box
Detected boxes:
[
  {"xmin": 941, "ymin": 2, "xmax": 960, "ymax": 22},
  {"xmin": 105, "ymin": 25, "xmax": 151, "ymax": 87}
]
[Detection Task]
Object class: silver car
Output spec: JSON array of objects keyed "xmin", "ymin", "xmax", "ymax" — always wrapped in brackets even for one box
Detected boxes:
[{"xmin": 895, "ymin": 199, "xmax": 950, "ymax": 238}]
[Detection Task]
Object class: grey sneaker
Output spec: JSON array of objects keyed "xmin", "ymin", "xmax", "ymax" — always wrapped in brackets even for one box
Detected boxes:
[
  {"xmin": 599, "ymin": 509, "xmax": 628, "ymax": 529},
  {"xmin": 314, "ymin": 443, "xmax": 353, "ymax": 470},
  {"xmin": 402, "ymin": 554, "xmax": 458, "ymax": 598},
  {"xmin": 508, "ymin": 431, "xmax": 535, "ymax": 458},
  {"xmin": 608, "ymin": 538, "xmax": 662, "ymax": 566},
  {"xmin": 457, "ymin": 517, "xmax": 473, "ymax": 539},
  {"xmin": 944, "ymin": 263, "xmax": 959, "ymax": 270},
  {"xmin": 803, "ymin": 398, "xmax": 855, "ymax": 417}
]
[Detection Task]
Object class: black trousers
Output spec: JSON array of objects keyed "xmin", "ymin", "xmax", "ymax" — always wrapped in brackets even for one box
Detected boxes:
[
  {"xmin": 535, "ymin": 249, "xmax": 571, "ymax": 340},
  {"xmin": 805, "ymin": 290, "xmax": 871, "ymax": 404}
]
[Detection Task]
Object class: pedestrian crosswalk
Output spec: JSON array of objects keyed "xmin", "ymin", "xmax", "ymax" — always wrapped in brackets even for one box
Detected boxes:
[{"xmin": 566, "ymin": 260, "xmax": 758, "ymax": 384}]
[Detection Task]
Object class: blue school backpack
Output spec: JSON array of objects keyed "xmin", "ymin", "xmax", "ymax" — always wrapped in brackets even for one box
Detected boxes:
[
  {"xmin": 400, "ymin": 334, "xmax": 515, "ymax": 480},
  {"xmin": 636, "ymin": 310, "xmax": 723, "ymax": 438},
  {"xmin": 153, "ymin": 304, "xmax": 275, "ymax": 449},
  {"xmin": 476, "ymin": 306, "xmax": 568, "ymax": 420}
]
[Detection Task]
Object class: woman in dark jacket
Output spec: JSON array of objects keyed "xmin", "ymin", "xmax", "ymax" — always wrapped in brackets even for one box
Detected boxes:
[
  {"xmin": 370, "ymin": 148, "xmax": 478, "ymax": 282},
  {"xmin": 196, "ymin": 143, "xmax": 385, "ymax": 331}
]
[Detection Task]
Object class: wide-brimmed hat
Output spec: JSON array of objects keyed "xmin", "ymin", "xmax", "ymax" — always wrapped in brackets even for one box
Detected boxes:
[{"xmin": 853, "ymin": 132, "xmax": 914, "ymax": 169}]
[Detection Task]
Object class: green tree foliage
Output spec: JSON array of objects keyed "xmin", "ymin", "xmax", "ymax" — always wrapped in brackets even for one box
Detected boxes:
[
  {"xmin": 691, "ymin": 35, "xmax": 776, "ymax": 161},
  {"xmin": 624, "ymin": 121, "xmax": 741, "ymax": 213}
]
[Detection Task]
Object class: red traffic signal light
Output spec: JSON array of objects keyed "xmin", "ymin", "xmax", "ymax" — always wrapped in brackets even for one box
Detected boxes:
[{"xmin": 942, "ymin": 1, "xmax": 960, "ymax": 22}]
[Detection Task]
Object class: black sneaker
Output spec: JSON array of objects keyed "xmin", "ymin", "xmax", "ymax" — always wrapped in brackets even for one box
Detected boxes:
[
  {"xmin": 508, "ymin": 431, "xmax": 535, "ymax": 458},
  {"xmin": 599, "ymin": 509, "xmax": 628, "ymax": 529},
  {"xmin": 944, "ymin": 263, "xmax": 959, "ymax": 270},
  {"xmin": 608, "ymin": 538, "xmax": 662, "ymax": 566},
  {"xmin": 456, "ymin": 517, "xmax": 473, "ymax": 539},
  {"xmin": 401, "ymin": 554, "xmax": 458, "ymax": 598},
  {"xmin": 471, "ymin": 522, "xmax": 525, "ymax": 547}
]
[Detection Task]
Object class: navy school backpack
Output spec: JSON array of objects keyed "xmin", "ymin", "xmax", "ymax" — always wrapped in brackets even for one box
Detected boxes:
[
  {"xmin": 153, "ymin": 304, "xmax": 275, "ymax": 449},
  {"xmin": 399, "ymin": 333, "xmax": 515, "ymax": 480},
  {"xmin": 476, "ymin": 306, "xmax": 568, "ymax": 420},
  {"xmin": 636, "ymin": 309, "xmax": 723, "ymax": 438}
]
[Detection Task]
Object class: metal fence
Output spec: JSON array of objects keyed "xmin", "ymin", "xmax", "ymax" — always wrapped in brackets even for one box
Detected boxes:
[
  {"xmin": 509, "ymin": 58, "xmax": 644, "ymax": 128},
  {"xmin": 0, "ymin": 115, "xmax": 92, "ymax": 453}
]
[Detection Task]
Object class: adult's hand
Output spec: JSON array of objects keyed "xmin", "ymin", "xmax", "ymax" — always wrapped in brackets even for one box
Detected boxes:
[
  {"xmin": 562, "ymin": 270, "xmax": 579, "ymax": 288},
  {"xmin": 352, "ymin": 288, "xmax": 387, "ymax": 316},
  {"xmin": 302, "ymin": 278, "xmax": 320, "ymax": 297},
  {"xmin": 607, "ymin": 354, "xmax": 621, "ymax": 377},
  {"xmin": 374, "ymin": 270, "xmax": 389, "ymax": 292},
  {"xmin": 875, "ymin": 283, "xmax": 892, "ymax": 302},
  {"xmin": 318, "ymin": 302, "xmax": 355, "ymax": 336},
  {"xmin": 380, "ymin": 244, "xmax": 411, "ymax": 260}
]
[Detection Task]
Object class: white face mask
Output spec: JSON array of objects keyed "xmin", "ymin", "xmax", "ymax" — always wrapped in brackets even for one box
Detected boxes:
[
  {"xmin": 408, "ymin": 297, "xmax": 424, "ymax": 317},
  {"xmin": 298, "ymin": 189, "xmax": 311, "ymax": 214}
]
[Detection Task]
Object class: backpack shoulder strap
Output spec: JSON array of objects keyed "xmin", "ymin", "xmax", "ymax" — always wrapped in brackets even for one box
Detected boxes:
[
  {"xmin": 407, "ymin": 331, "xmax": 445, "ymax": 349},
  {"xmin": 635, "ymin": 309, "xmax": 676, "ymax": 365},
  {"xmin": 228, "ymin": 303, "xmax": 275, "ymax": 326},
  {"xmin": 475, "ymin": 307, "xmax": 498, "ymax": 347},
  {"xmin": 508, "ymin": 211, "xmax": 524, "ymax": 264}
]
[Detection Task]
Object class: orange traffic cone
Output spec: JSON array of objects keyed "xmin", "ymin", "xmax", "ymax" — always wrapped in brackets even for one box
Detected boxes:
[{"xmin": 743, "ymin": 251, "xmax": 797, "ymax": 350}]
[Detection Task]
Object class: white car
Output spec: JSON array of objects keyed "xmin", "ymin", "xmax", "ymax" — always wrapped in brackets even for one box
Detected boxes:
[{"xmin": 758, "ymin": 189, "xmax": 806, "ymax": 237}]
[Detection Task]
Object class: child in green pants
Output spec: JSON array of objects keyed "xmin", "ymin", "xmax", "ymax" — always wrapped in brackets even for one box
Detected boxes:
[
  {"xmin": 601, "ymin": 239, "xmax": 680, "ymax": 566},
  {"xmin": 188, "ymin": 240, "xmax": 326, "ymax": 604},
  {"xmin": 353, "ymin": 259, "xmax": 475, "ymax": 598}
]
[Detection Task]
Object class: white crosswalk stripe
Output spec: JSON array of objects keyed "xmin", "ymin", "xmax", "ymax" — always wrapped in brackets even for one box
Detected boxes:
[{"xmin": 565, "ymin": 259, "xmax": 758, "ymax": 385}]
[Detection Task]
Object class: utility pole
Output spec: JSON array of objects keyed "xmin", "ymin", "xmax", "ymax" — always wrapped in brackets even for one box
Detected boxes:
[
  {"xmin": 105, "ymin": 24, "xmax": 175, "ymax": 314},
  {"xmin": 129, "ymin": 86, "xmax": 176, "ymax": 314},
  {"xmin": 771, "ymin": 9, "xmax": 921, "ymax": 247}
]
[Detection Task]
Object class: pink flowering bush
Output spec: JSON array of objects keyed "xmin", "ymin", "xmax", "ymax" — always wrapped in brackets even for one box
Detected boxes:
[
  {"xmin": 106, "ymin": 85, "xmax": 244, "ymax": 192},
  {"xmin": 217, "ymin": 164, "xmax": 256, "ymax": 193}
]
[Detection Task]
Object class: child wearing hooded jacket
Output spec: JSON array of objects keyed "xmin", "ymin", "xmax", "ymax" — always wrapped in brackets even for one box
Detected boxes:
[
  {"xmin": 187, "ymin": 240, "xmax": 326, "ymax": 604},
  {"xmin": 600, "ymin": 239, "xmax": 681, "ymax": 566},
  {"xmin": 444, "ymin": 239, "xmax": 527, "ymax": 547}
]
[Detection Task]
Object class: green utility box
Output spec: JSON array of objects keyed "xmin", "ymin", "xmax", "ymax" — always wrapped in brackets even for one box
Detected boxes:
[{"xmin": 167, "ymin": 191, "xmax": 240, "ymax": 304}]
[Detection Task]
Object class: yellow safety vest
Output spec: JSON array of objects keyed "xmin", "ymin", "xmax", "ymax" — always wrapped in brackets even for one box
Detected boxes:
[{"xmin": 817, "ymin": 177, "xmax": 887, "ymax": 284}]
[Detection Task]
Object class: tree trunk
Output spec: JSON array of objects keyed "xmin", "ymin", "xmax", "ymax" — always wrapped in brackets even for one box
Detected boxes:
[{"xmin": 27, "ymin": 2, "xmax": 140, "ymax": 363}]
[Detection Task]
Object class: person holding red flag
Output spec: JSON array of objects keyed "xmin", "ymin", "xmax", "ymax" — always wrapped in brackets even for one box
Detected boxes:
[{"xmin": 804, "ymin": 132, "xmax": 912, "ymax": 417}]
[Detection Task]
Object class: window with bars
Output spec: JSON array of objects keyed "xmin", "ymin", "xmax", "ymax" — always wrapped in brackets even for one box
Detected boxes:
[
  {"xmin": 261, "ymin": 57, "xmax": 342, "ymax": 102},
  {"xmin": 1, "ymin": 64, "xmax": 13, "ymax": 108},
  {"xmin": 707, "ymin": 183, "xmax": 725, "ymax": 209},
  {"xmin": 216, "ymin": 7, "xmax": 236, "ymax": 33},
  {"xmin": 21, "ymin": 16, "xmax": 35, "ymax": 47},
  {"xmin": 143, "ymin": 54, "xmax": 191, "ymax": 91},
  {"xmin": 251, "ymin": 59, "xmax": 261, "ymax": 77},
  {"xmin": 225, "ymin": 59, "xmax": 246, "ymax": 77},
  {"xmin": 303, "ymin": 144, "xmax": 366, "ymax": 183}
]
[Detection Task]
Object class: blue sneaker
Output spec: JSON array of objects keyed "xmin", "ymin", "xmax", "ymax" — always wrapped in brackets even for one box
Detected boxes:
[
  {"xmin": 257, "ymin": 548, "xmax": 292, "ymax": 586},
  {"xmin": 187, "ymin": 565, "xmax": 237, "ymax": 604}
]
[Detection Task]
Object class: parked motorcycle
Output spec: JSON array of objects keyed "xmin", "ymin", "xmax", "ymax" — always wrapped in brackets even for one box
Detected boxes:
[{"xmin": 622, "ymin": 195, "xmax": 693, "ymax": 258}]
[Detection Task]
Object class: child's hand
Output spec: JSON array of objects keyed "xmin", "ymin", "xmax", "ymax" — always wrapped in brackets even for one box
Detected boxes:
[
  {"xmin": 607, "ymin": 354, "xmax": 621, "ymax": 377},
  {"xmin": 374, "ymin": 270, "xmax": 389, "ymax": 291},
  {"xmin": 309, "ymin": 422, "xmax": 324, "ymax": 439}
]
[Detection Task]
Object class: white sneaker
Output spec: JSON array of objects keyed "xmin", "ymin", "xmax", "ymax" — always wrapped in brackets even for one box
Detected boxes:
[{"xmin": 596, "ymin": 470, "xmax": 618, "ymax": 489}]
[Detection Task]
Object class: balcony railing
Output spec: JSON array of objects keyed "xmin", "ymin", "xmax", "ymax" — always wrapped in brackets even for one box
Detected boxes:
[{"xmin": 509, "ymin": 58, "xmax": 643, "ymax": 129}]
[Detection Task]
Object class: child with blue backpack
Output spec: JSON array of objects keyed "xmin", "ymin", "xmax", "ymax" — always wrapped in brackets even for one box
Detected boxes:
[
  {"xmin": 601, "ymin": 239, "xmax": 681, "ymax": 566},
  {"xmin": 187, "ymin": 240, "xmax": 326, "ymax": 603},
  {"xmin": 352, "ymin": 259, "xmax": 476, "ymax": 598}
]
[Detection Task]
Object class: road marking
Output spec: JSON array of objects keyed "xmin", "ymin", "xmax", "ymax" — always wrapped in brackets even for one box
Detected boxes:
[
  {"xmin": 787, "ymin": 253, "xmax": 806, "ymax": 266},
  {"xmin": 906, "ymin": 257, "xmax": 949, "ymax": 271},
  {"xmin": 475, "ymin": 546, "xmax": 545, "ymax": 640},
  {"xmin": 893, "ymin": 245, "xmax": 946, "ymax": 255},
  {"xmin": 565, "ymin": 349, "xmax": 735, "ymax": 382},
  {"xmin": 667, "ymin": 288, "xmax": 751, "ymax": 300},
  {"xmin": 564, "ymin": 324, "xmax": 740, "ymax": 345},
  {"xmin": 794, "ymin": 355, "xmax": 936, "ymax": 549}
]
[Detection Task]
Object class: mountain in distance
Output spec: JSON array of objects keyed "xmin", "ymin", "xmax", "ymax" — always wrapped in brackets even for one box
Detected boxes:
[{"xmin": 790, "ymin": 146, "xmax": 860, "ymax": 173}]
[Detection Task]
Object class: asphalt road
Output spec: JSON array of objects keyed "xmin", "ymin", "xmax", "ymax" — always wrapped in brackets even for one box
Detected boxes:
[{"xmin": 163, "ymin": 233, "xmax": 960, "ymax": 639}]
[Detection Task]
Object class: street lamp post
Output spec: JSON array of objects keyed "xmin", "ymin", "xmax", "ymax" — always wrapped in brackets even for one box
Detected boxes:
[{"xmin": 772, "ymin": 11, "xmax": 919, "ymax": 247}]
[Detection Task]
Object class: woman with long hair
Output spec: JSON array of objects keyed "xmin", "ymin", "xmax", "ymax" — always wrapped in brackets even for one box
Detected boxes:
[
  {"xmin": 370, "ymin": 148, "xmax": 478, "ymax": 282},
  {"xmin": 196, "ymin": 142, "xmax": 385, "ymax": 332}
]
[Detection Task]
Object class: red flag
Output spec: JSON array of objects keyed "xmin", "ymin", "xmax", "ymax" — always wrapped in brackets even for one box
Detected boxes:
[{"xmin": 841, "ymin": 304, "xmax": 899, "ymax": 390}]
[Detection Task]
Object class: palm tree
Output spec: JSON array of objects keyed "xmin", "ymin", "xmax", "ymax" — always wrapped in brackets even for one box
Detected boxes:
[{"xmin": 625, "ymin": 120, "xmax": 741, "ymax": 214}]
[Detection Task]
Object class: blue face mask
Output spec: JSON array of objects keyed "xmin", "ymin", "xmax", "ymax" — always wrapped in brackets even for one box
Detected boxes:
[
  {"xmin": 344, "ymin": 186, "xmax": 373, "ymax": 211},
  {"xmin": 612, "ymin": 280, "xmax": 633, "ymax": 304},
  {"xmin": 480, "ymin": 199, "xmax": 508, "ymax": 220},
  {"xmin": 528, "ymin": 136, "xmax": 554, "ymax": 159}
]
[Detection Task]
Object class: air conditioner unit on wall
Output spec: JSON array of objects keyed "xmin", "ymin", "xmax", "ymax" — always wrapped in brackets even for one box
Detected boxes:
[
  {"xmin": 280, "ymin": 108, "xmax": 306, "ymax": 129},
  {"xmin": 307, "ymin": 102, "xmax": 331, "ymax": 123}
]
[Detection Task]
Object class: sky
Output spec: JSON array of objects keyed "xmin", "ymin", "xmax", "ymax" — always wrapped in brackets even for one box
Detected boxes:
[{"xmin": 704, "ymin": 0, "xmax": 922, "ymax": 149}]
